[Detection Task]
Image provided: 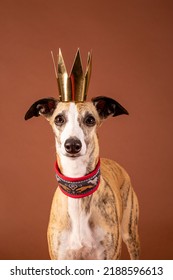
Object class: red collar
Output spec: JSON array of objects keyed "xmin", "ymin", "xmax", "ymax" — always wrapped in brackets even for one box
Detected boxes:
[{"xmin": 55, "ymin": 159, "xmax": 100, "ymax": 199}]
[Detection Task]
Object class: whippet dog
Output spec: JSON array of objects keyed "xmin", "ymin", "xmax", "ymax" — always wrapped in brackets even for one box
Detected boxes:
[{"xmin": 25, "ymin": 96, "xmax": 140, "ymax": 260}]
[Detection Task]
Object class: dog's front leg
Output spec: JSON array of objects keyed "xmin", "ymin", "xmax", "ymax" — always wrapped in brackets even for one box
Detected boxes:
[
  {"xmin": 47, "ymin": 189, "xmax": 70, "ymax": 259},
  {"xmin": 120, "ymin": 179, "xmax": 140, "ymax": 260}
]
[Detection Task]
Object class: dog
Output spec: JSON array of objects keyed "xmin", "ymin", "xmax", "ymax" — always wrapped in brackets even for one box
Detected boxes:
[{"xmin": 25, "ymin": 95, "xmax": 140, "ymax": 260}]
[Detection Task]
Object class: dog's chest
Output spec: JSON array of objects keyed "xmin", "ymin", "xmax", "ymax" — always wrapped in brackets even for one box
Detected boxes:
[{"xmin": 59, "ymin": 198, "xmax": 106, "ymax": 259}]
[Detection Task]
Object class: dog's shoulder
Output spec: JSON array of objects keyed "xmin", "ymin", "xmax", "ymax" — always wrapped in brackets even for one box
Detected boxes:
[{"xmin": 100, "ymin": 158, "xmax": 131, "ymax": 188}]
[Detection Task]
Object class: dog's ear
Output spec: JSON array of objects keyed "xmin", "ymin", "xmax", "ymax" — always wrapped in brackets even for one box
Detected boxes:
[
  {"xmin": 92, "ymin": 96, "xmax": 129, "ymax": 119},
  {"xmin": 24, "ymin": 98, "xmax": 58, "ymax": 120}
]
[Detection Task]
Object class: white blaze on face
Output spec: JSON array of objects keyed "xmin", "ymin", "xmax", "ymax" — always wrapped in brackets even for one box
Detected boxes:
[
  {"xmin": 60, "ymin": 103, "xmax": 86, "ymax": 156},
  {"xmin": 52, "ymin": 103, "xmax": 88, "ymax": 177}
]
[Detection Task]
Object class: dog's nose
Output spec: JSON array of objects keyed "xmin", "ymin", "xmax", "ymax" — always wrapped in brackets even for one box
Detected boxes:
[{"xmin": 64, "ymin": 137, "xmax": 82, "ymax": 154}]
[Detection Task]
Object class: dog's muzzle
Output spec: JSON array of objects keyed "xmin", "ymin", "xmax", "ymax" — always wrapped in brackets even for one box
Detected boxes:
[{"xmin": 64, "ymin": 137, "xmax": 82, "ymax": 155}]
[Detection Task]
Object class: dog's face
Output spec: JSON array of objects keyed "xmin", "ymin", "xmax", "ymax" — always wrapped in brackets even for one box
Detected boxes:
[
  {"xmin": 49, "ymin": 102, "xmax": 101, "ymax": 158},
  {"xmin": 25, "ymin": 96, "xmax": 128, "ymax": 159}
]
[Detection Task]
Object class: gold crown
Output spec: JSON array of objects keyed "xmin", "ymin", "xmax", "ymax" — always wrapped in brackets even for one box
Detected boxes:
[{"xmin": 51, "ymin": 49, "xmax": 92, "ymax": 102}]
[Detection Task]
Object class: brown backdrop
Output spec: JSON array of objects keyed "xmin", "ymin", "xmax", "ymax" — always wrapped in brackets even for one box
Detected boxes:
[{"xmin": 0, "ymin": 0, "xmax": 173, "ymax": 259}]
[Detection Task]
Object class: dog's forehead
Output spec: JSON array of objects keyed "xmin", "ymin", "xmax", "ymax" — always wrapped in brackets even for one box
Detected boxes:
[
  {"xmin": 52, "ymin": 102, "xmax": 98, "ymax": 119},
  {"xmin": 76, "ymin": 102, "xmax": 99, "ymax": 117}
]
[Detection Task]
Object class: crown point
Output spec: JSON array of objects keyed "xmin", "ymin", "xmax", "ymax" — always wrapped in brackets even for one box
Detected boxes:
[
  {"xmin": 58, "ymin": 49, "xmax": 67, "ymax": 75},
  {"xmin": 71, "ymin": 50, "xmax": 83, "ymax": 76},
  {"xmin": 58, "ymin": 48, "xmax": 62, "ymax": 56},
  {"xmin": 86, "ymin": 51, "xmax": 92, "ymax": 73},
  {"xmin": 51, "ymin": 51, "xmax": 58, "ymax": 78}
]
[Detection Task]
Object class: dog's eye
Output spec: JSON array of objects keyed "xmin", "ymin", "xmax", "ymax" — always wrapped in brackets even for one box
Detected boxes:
[
  {"xmin": 55, "ymin": 114, "xmax": 65, "ymax": 126},
  {"xmin": 84, "ymin": 115, "xmax": 96, "ymax": 127}
]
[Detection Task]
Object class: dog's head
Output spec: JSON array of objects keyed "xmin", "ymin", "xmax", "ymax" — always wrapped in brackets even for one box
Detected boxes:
[{"xmin": 25, "ymin": 96, "xmax": 128, "ymax": 159}]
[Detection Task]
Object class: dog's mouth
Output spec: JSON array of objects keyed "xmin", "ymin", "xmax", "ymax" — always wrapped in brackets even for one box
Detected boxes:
[{"xmin": 65, "ymin": 152, "xmax": 82, "ymax": 158}]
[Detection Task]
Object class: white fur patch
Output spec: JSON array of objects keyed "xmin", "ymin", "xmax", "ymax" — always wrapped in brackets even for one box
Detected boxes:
[
  {"xmin": 57, "ymin": 155, "xmax": 88, "ymax": 177},
  {"xmin": 55, "ymin": 103, "xmax": 88, "ymax": 177},
  {"xmin": 61, "ymin": 103, "xmax": 86, "ymax": 154},
  {"xmin": 58, "ymin": 198, "xmax": 106, "ymax": 259}
]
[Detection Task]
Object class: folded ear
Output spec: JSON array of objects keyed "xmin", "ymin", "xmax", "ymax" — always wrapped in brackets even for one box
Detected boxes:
[
  {"xmin": 92, "ymin": 96, "xmax": 129, "ymax": 119},
  {"xmin": 24, "ymin": 98, "xmax": 58, "ymax": 120}
]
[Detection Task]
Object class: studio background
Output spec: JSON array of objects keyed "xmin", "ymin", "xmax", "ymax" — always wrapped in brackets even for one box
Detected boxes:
[{"xmin": 0, "ymin": 0, "xmax": 173, "ymax": 259}]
